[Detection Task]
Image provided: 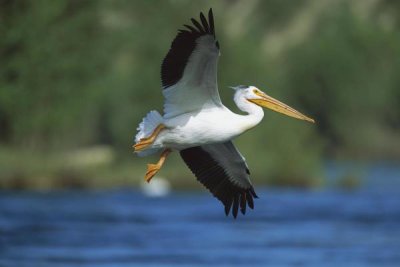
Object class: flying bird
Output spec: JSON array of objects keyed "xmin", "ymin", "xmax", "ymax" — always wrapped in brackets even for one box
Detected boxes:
[{"xmin": 133, "ymin": 9, "xmax": 314, "ymax": 218}]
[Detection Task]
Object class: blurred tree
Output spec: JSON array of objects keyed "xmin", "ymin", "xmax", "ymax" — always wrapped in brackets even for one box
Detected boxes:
[
  {"xmin": 0, "ymin": 0, "xmax": 114, "ymax": 148},
  {"xmin": 282, "ymin": 1, "xmax": 400, "ymax": 158}
]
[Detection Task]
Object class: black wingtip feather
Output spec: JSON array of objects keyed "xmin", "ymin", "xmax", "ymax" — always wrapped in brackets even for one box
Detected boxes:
[
  {"xmin": 240, "ymin": 193, "xmax": 246, "ymax": 215},
  {"xmin": 247, "ymin": 192, "xmax": 254, "ymax": 209},
  {"xmin": 208, "ymin": 8, "xmax": 215, "ymax": 35},
  {"xmin": 200, "ymin": 12, "xmax": 209, "ymax": 33},
  {"xmin": 224, "ymin": 198, "xmax": 232, "ymax": 216},
  {"xmin": 232, "ymin": 195, "xmax": 239, "ymax": 219},
  {"xmin": 250, "ymin": 188, "xmax": 259, "ymax": 198},
  {"xmin": 191, "ymin": 18, "xmax": 204, "ymax": 33},
  {"xmin": 184, "ymin": 24, "xmax": 197, "ymax": 33}
]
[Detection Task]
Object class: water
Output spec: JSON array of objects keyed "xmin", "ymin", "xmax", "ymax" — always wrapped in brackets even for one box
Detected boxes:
[{"xmin": 1, "ymin": 188, "xmax": 399, "ymax": 267}]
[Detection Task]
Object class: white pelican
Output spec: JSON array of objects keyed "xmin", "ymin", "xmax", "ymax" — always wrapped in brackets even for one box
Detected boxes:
[{"xmin": 133, "ymin": 9, "xmax": 314, "ymax": 218}]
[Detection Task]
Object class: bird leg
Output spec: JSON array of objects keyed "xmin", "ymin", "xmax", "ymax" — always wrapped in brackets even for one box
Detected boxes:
[
  {"xmin": 133, "ymin": 124, "xmax": 166, "ymax": 152},
  {"xmin": 145, "ymin": 149, "xmax": 171, "ymax": 183}
]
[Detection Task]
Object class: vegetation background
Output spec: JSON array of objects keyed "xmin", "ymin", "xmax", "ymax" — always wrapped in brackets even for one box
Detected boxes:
[{"xmin": 1, "ymin": 0, "xmax": 399, "ymax": 190}]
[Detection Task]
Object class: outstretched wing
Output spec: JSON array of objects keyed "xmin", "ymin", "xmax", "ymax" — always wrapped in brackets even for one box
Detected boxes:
[
  {"xmin": 161, "ymin": 8, "xmax": 223, "ymax": 119},
  {"xmin": 180, "ymin": 141, "xmax": 258, "ymax": 218}
]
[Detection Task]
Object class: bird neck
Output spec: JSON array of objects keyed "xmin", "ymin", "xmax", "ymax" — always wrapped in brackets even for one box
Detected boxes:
[{"xmin": 234, "ymin": 96, "xmax": 264, "ymax": 132}]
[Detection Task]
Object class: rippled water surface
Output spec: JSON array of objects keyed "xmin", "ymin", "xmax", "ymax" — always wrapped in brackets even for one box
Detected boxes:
[{"xmin": 1, "ymin": 189, "xmax": 399, "ymax": 266}]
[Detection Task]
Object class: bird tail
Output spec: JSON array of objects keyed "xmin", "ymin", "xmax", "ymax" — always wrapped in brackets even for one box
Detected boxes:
[{"xmin": 134, "ymin": 110, "xmax": 164, "ymax": 157}]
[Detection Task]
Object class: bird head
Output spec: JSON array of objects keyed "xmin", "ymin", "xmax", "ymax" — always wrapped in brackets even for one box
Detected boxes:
[{"xmin": 231, "ymin": 85, "xmax": 315, "ymax": 123}]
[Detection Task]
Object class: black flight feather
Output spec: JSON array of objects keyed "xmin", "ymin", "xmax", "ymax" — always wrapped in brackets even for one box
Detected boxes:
[
  {"xmin": 247, "ymin": 191, "xmax": 254, "ymax": 209},
  {"xmin": 180, "ymin": 143, "xmax": 257, "ymax": 218},
  {"xmin": 184, "ymin": 24, "xmax": 197, "ymax": 33},
  {"xmin": 224, "ymin": 198, "xmax": 232, "ymax": 216},
  {"xmin": 200, "ymin": 12, "xmax": 210, "ymax": 33},
  {"xmin": 208, "ymin": 9, "xmax": 215, "ymax": 36},
  {"xmin": 240, "ymin": 192, "xmax": 246, "ymax": 215},
  {"xmin": 232, "ymin": 194, "xmax": 239, "ymax": 218},
  {"xmin": 191, "ymin": 18, "xmax": 205, "ymax": 33},
  {"xmin": 161, "ymin": 8, "xmax": 219, "ymax": 88}
]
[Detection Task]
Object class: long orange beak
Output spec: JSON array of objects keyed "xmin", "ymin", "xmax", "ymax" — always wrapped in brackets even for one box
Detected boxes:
[{"xmin": 248, "ymin": 91, "xmax": 315, "ymax": 123}]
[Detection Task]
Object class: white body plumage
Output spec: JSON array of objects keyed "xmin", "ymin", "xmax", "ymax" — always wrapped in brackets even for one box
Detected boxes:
[
  {"xmin": 160, "ymin": 103, "xmax": 264, "ymax": 150},
  {"xmin": 136, "ymin": 87, "xmax": 265, "ymax": 155}
]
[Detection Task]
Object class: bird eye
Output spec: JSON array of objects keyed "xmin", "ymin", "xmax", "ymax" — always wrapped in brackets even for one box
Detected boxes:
[{"xmin": 253, "ymin": 89, "xmax": 258, "ymax": 94}]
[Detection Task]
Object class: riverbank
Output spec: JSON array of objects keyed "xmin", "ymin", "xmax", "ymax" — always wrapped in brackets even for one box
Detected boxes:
[{"xmin": 0, "ymin": 145, "xmax": 322, "ymax": 190}]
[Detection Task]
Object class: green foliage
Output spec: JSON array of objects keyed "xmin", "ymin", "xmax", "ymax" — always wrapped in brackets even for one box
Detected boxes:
[
  {"xmin": 0, "ymin": 0, "xmax": 115, "ymax": 148},
  {"xmin": 0, "ymin": 0, "xmax": 399, "ymax": 189},
  {"xmin": 283, "ymin": 2, "xmax": 400, "ymax": 158}
]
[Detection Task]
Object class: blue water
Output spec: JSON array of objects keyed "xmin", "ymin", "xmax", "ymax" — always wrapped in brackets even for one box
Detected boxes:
[{"xmin": 1, "ymin": 189, "xmax": 399, "ymax": 267}]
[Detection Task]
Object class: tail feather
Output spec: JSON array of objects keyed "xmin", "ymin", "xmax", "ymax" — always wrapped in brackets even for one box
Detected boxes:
[{"xmin": 134, "ymin": 110, "xmax": 163, "ymax": 157}]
